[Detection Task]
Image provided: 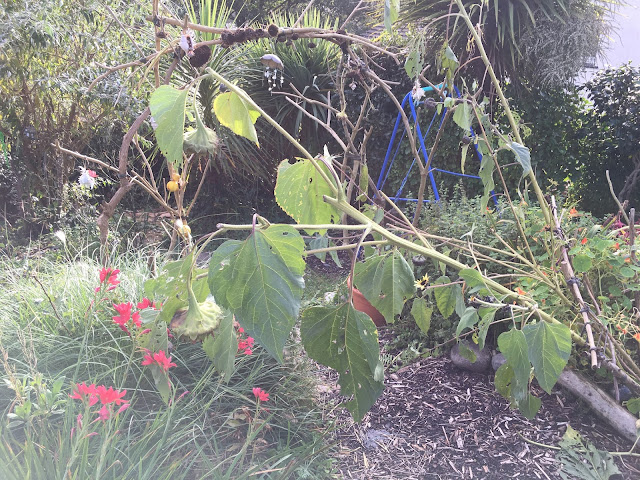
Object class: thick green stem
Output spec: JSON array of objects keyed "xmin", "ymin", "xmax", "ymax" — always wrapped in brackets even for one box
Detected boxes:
[{"xmin": 453, "ymin": 0, "xmax": 551, "ymax": 225}]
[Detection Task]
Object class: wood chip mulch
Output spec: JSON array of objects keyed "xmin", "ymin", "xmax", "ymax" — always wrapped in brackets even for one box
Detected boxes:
[{"xmin": 318, "ymin": 357, "xmax": 640, "ymax": 480}]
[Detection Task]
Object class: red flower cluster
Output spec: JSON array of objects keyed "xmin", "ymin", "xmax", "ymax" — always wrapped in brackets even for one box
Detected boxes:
[
  {"xmin": 70, "ymin": 383, "xmax": 129, "ymax": 421},
  {"xmin": 237, "ymin": 327, "xmax": 254, "ymax": 355},
  {"xmin": 137, "ymin": 298, "xmax": 157, "ymax": 309},
  {"xmin": 141, "ymin": 350, "xmax": 177, "ymax": 372},
  {"xmin": 96, "ymin": 267, "xmax": 120, "ymax": 292},
  {"xmin": 252, "ymin": 387, "xmax": 269, "ymax": 402},
  {"xmin": 112, "ymin": 302, "xmax": 141, "ymax": 334}
]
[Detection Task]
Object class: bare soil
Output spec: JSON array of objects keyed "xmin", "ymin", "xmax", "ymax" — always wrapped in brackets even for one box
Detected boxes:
[{"xmin": 316, "ymin": 355, "xmax": 640, "ymax": 479}]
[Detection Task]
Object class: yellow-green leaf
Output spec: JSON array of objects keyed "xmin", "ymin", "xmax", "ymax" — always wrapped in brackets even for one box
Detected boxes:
[{"xmin": 213, "ymin": 91, "xmax": 260, "ymax": 146}]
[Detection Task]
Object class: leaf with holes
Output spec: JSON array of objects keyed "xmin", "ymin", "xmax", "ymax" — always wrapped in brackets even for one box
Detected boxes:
[
  {"xmin": 213, "ymin": 91, "xmax": 261, "ymax": 146},
  {"xmin": 275, "ymin": 158, "xmax": 340, "ymax": 235},
  {"xmin": 301, "ymin": 303, "xmax": 384, "ymax": 422},
  {"xmin": 524, "ymin": 321, "xmax": 572, "ymax": 394},
  {"xmin": 149, "ymin": 85, "xmax": 188, "ymax": 169},
  {"xmin": 208, "ymin": 225, "xmax": 305, "ymax": 362},
  {"xmin": 354, "ymin": 250, "xmax": 415, "ymax": 324}
]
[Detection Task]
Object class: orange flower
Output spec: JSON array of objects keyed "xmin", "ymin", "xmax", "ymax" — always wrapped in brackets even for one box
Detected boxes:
[
  {"xmin": 634, "ymin": 333, "xmax": 640, "ymax": 342},
  {"xmin": 516, "ymin": 287, "xmax": 526, "ymax": 295},
  {"xmin": 569, "ymin": 208, "xmax": 579, "ymax": 217},
  {"xmin": 625, "ymin": 258, "xmax": 632, "ymax": 263},
  {"xmin": 581, "ymin": 238, "xmax": 588, "ymax": 245},
  {"xmin": 613, "ymin": 242, "xmax": 620, "ymax": 250}
]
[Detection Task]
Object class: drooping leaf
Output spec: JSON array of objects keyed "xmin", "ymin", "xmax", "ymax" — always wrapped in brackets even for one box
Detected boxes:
[
  {"xmin": 184, "ymin": 104, "xmax": 219, "ymax": 155},
  {"xmin": 523, "ymin": 321, "xmax": 572, "ymax": 394},
  {"xmin": 213, "ymin": 91, "xmax": 261, "ymax": 146},
  {"xmin": 453, "ymin": 101, "xmax": 473, "ymax": 132},
  {"xmin": 411, "ymin": 298, "xmax": 432, "ymax": 334},
  {"xmin": 460, "ymin": 143, "xmax": 469, "ymax": 174},
  {"xmin": 149, "ymin": 85, "xmax": 188, "ymax": 169},
  {"xmin": 353, "ymin": 250, "xmax": 415, "ymax": 324},
  {"xmin": 275, "ymin": 158, "xmax": 340, "ymax": 235},
  {"xmin": 557, "ymin": 425, "xmax": 621, "ymax": 480},
  {"xmin": 456, "ymin": 306, "xmax": 480, "ymax": 337},
  {"xmin": 405, "ymin": 48, "xmax": 420, "ymax": 78},
  {"xmin": 384, "ymin": 0, "xmax": 400, "ymax": 32},
  {"xmin": 477, "ymin": 307, "xmax": 497, "ymax": 349},
  {"xmin": 518, "ymin": 393, "xmax": 542, "ymax": 419},
  {"xmin": 301, "ymin": 303, "xmax": 384, "ymax": 422},
  {"xmin": 308, "ymin": 233, "xmax": 328, "ymax": 262},
  {"xmin": 506, "ymin": 142, "xmax": 531, "ymax": 176},
  {"xmin": 479, "ymin": 152, "xmax": 496, "ymax": 212},
  {"xmin": 498, "ymin": 328, "xmax": 530, "ymax": 402},
  {"xmin": 208, "ymin": 225, "xmax": 305, "ymax": 362},
  {"xmin": 202, "ymin": 309, "xmax": 236, "ymax": 382},
  {"xmin": 458, "ymin": 268, "xmax": 485, "ymax": 289},
  {"xmin": 433, "ymin": 275, "xmax": 459, "ymax": 319}
]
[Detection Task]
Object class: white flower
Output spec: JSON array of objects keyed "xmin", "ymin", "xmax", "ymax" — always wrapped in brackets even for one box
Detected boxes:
[
  {"xmin": 412, "ymin": 81, "xmax": 426, "ymax": 102},
  {"xmin": 179, "ymin": 30, "xmax": 195, "ymax": 57}
]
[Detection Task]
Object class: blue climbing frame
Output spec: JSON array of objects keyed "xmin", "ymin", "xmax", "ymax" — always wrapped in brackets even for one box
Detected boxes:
[{"xmin": 375, "ymin": 84, "xmax": 499, "ymax": 208}]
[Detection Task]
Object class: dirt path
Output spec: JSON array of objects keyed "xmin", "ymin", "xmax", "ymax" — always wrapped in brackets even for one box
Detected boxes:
[{"xmin": 319, "ymin": 356, "xmax": 640, "ymax": 479}]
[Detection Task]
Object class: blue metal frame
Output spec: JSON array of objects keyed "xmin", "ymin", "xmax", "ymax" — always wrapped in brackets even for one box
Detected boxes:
[{"xmin": 376, "ymin": 84, "xmax": 499, "ymax": 208}]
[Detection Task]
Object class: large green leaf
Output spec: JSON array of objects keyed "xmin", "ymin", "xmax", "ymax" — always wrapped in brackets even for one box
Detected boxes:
[
  {"xmin": 523, "ymin": 321, "xmax": 572, "ymax": 394},
  {"xmin": 275, "ymin": 159, "xmax": 340, "ymax": 235},
  {"xmin": 433, "ymin": 275, "xmax": 459, "ymax": 319},
  {"xmin": 213, "ymin": 91, "xmax": 260, "ymax": 146},
  {"xmin": 208, "ymin": 225, "xmax": 305, "ymax": 362},
  {"xmin": 557, "ymin": 425, "xmax": 621, "ymax": 480},
  {"xmin": 301, "ymin": 304, "xmax": 384, "ymax": 422},
  {"xmin": 353, "ymin": 250, "xmax": 415, "ymax": 323},
  {"xmin": 202, "ymin": 309, "xmax": 236, "ymax": 382},
  {"xmin": 149, "ymin": 85, "xmax": 188, "ymax": 169},
  {"xmin": 411, "ymin": 298, "xmax": 432, "ymax": 334},
  {"xmin": 498, "ymin": 328, "xmax": 530, "ymax": 402}
]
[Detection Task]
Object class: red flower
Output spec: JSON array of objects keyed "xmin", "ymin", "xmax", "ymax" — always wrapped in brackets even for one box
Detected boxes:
[
  {"xmin": 137, "ymin": 298, "xmax": 156, "ymax": 309},
  {"xmin": 142, "ymin": 350, "xmax": 177, "ymax": 372},
  {"xmin": 581, "ymin": 238, "xmax": 588, "ymax": 245},
  {"xmin": 99, "ymin": 268, "xmax": 120, "ymax": 287},
  {"xmin": 131, "ymin": 311, "xmax": 141, "ymax": 328},
  {"xmin": 95, "ymin": 385, "xmax": 128, "ymax": 405},
  {"xmin": 97, "ymin": 405, "xmax": 111, "ymax": 421},
  {"xmin": 252, "ymin": 387, "xmax": 269, "ymax": 402},
  {"xmin": 70, "ymin": 382, "xmax": 99, "ymax": 406},
  {"xmin": 112, "ymin": 303, "xmax": 142, "ymax": 333},
  {"xmin": 569, "ymin": 208, "xmax": 579, "ymax": 217}
]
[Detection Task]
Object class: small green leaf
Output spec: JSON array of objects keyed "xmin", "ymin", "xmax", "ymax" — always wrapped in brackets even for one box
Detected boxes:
[
  {"xmin": 460, "ymin": 143, "xmax": 469, "ymax": 174},
  {"xmin": 202, "ymin": 309, "xmax": 236, "ymax": 382},
  {"xmin": 625, "ymin": 397, "xmax": 640, "ymax": 415},
  {"xmin": 433, "ymin": 275, "xmax": 459, "ymax": 319},
  {"xmin": 477, "ymin": 307, "xmax": 497, "ymax": 349},
  {"xmin": 506, "ymin": 142, "xmax": 531, "ymax": 176},
  {"xmin": 524, "ymin": 322, "xmax": 571, "ymax": 394},
  {"xmin": 572, "ymin": 254, "xmax": 592, "ymax": 273},
  {"xmin": 213, "ymin": 91, "xmax": 260, "ymax": 146},
  {"xmin": 458, "ymin": 268, "xmax": 484, "ymax": 289},
  {"xmin": 208, "ymin": 225, "xmax": 305, "ymax": 362},
  {"xmin": 456, "ymin": 307, "xmax": 479, "ymax": 337},
  {"xmin": 301, "ymin": 304, "xmax": 384, "ymax": 422},
  {"xmin": 495, "ymin": 363, "xmax": 514, "ymax": 398},
  {"xmin": 478, "ymin": 152, "xmax": 496, "ymax": 212},
  {"xmin": 458, "ymin": 342, "xmax": 477, "ymax": 363},
  {"xmin": 519, "ymin": 393, "xmax": 542, "ymax": 419},
  {"xmin": 411, "ymin": 298, "xmax": 432, "ymax": 334},
  {"xmin": 619, "ymin": 266, "xmax": 635, "ymax": 278},
  {"xmin": 308, "ymin": 234, "xmax": 328, "ymax": 262},
  {"xmin": 275, "ymin": 159, "xmax": 340, "ymax": 235},
  {"xmin": 354, "ymin": 250, "xmax": 415, "ymax": 324},
  {"xmin": 149, "ymin": 85, "xmax": 189, "ymax": 168},
  {"xmin": 405, "ymin": 49, "xmax": 420, "ymax": 78},
  {"xmin": 453, "ymin": 102, "xmax": 473, "ymax": 132}
]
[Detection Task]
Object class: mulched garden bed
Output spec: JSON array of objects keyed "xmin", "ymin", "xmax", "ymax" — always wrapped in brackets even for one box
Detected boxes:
[{"xmin": 317, "ymin": 356, "xmax": 640, "ymax": 479}]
